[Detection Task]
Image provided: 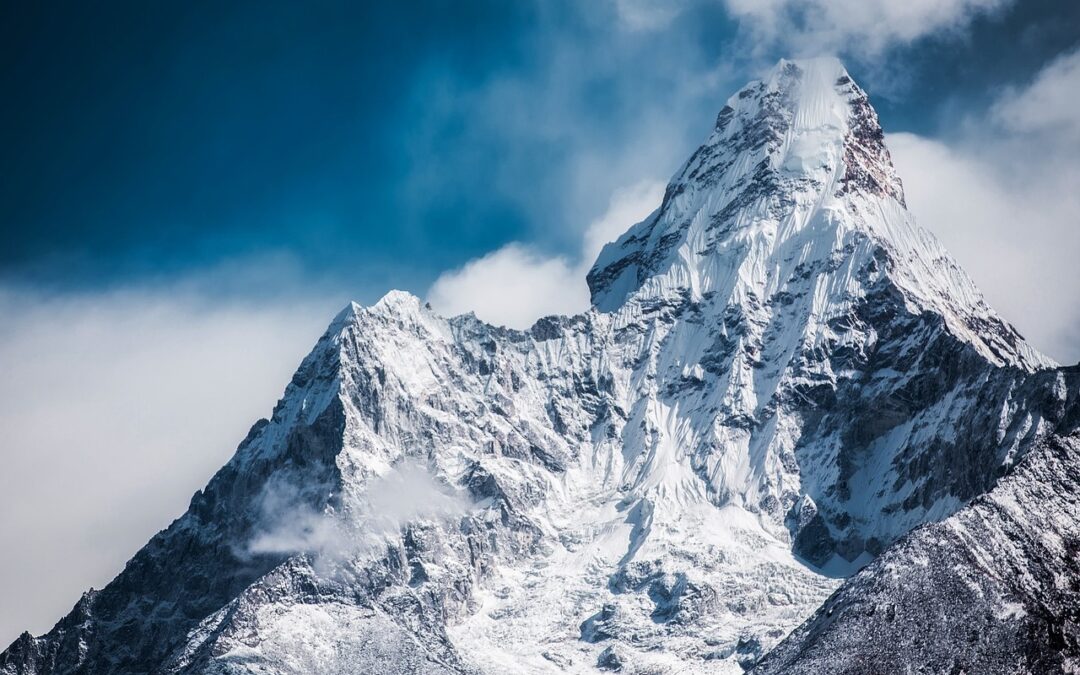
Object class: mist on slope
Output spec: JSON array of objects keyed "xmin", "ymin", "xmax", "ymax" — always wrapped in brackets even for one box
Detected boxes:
[{"xmin": 246, "ymin": 460, "xmax": 474, "ymax": 574}]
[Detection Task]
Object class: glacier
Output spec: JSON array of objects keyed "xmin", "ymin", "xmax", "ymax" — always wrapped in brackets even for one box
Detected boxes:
[{"xmin": 3, "ymin": 57, "xmax": 1078, "ymax": 674}]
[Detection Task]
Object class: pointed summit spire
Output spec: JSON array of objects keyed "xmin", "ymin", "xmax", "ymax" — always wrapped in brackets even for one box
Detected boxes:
[
  {"xmin": 587, "ymin": 57, "xmax": 903, "ymax": 312},
  {"xmin": 587, "ymin": 57, "xmax": 1048, "ymax": 370},
  {"xmin": 762, "ymin": 57, "xmax": 904, "ymax": 203},
  {"xmin": 708, "ymin": 56, "xmax": 904, "ymax": 206}
]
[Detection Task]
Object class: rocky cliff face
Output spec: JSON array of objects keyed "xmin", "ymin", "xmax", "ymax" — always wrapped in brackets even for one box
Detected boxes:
[
  {"xmin": 755, "ymin": 398, "xmax": 1080, "ymax": 674},
  {"xmin": 3, "ymin": 57, "xmax": 1077, "ymax": 675}
]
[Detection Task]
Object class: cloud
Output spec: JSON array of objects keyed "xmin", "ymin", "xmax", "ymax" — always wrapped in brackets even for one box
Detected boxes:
[
  {"xmin": 247, "ymin": 460, "xmax": 472, "ymax": 575},
  {"xmin": 426, "ymin": 245, "xmax": 585, "ymax": 329},
  {"xmin": 992, "ymin": 48, "xmax": 1080, "ymax": 141},
  {"xmin": 399, "ymin": 7, "xmax": 736, "ymax": 274},
  {"xmin": 0, "ymin": 277, "xmax": 338, "ymax": 647},
  {"xmin": 887, "ymin": 51, "xmax": 1080, "ymax": 364},
  {"xmin": 427, "ymin": 180, "xmax": 664, "ymax": 328},
  {"xmin": 247, "ymin": 480, "xmax": 347, "ymax": 563},
  {"xmin": 722, "ymin": 0, "xmax": 1010, "ymax": 56},
  {"xmin": 582, "ymin": 180, "xmax": 667, "ymax": 264},
  {"xmin": 613, "ymin": 0, "xmax": 688, "ymax": 32}
]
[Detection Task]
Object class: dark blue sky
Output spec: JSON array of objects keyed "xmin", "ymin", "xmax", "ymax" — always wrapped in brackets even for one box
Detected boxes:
[{"xmin": 2, "ymin": 0, "xmax": 1078, "ymax": 302}]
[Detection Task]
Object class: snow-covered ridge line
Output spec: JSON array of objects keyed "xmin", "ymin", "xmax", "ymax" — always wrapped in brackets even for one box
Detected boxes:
[
  {"xmin": 589, "ymin": 56, "xmax": 1050, "ymax": 371},
  {"xmin": 2, "ymin": 57, "xmax": 1075, "ymax": 675}
]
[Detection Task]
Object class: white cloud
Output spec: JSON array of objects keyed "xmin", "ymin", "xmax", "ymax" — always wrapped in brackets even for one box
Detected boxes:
[
  {"xmin": 888, "ymin": 52, "xmax": 1080, "ymax": 364},
  {"xmin": 992, "ymin": 48, "xmax": 1080, "ymax": 141},
  {"xmin": 247, "ymin": 460, "xmax": 471, "ymax": 576},
  {"xmin": 426, "ymin": 245, "xmax": 586, "ymax": 329},
  {"xmin": 582, "ymin": 180, "xmax": 666, "ymax": 264},
  {"xmin": 613, "ymin": 0, "xmax": 687, "ymax": 31},
  {"xmin": 0, "ymin": 280, "xmax": 337, "ymax": 646},
  {"xmin": 723, "ymin": 0, "xmax": 1010, "ymax": 56},
  {"xmin": 427, "ymin": 180, "xmax": 664, "ymax": 328}
]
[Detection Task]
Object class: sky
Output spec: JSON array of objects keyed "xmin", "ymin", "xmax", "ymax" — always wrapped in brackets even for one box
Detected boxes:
[{"xmin": 1, "ymin": 0, "xmax": 1078, "ymax": 647}]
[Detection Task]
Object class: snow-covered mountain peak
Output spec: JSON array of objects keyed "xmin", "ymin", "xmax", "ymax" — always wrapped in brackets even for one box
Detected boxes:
[
  {"xmin": 372, "ymin": 289, "xmax": 423, "ymax": 312},
  {"xmin": 587, "ymin": 57, "xmax": 1049, "ymax": 370},
  {"xmin": 587, "ymin": 57, "xmax": 903, "ymax": 312},
  {"xmin": 337, "ymin": 291, "xmax": 450, "ymax": 345},
  {"xmin": 5, "ymin": 58, "xmax": 1076, "ymax": 675}
]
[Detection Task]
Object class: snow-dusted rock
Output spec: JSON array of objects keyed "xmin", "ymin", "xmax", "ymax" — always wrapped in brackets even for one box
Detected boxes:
[
  {"xmin": 755, "ymin": 422, "xmax": 1080, "ymax": 674},
  {"xmin": 3, "ymin": 57, "xmax": 1077, "ymax": 675}
]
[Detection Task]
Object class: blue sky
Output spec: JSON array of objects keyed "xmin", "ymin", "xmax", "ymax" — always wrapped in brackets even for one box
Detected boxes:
[
  {"xmin": 2, "ymin": 0, "xmax": 1076, "ymax": 298},
  {"xmin": 1, "ymin": 0, "xmax": 1079, "ymax": 648}
]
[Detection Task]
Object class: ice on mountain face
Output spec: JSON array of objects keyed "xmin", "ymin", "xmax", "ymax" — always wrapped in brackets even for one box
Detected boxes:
[
  {"xmin": 4, "ymin": 58, "xmax": 1079, "ymax": 675},
  {"xmin": 587, "ymin": 57, "xmax": 1046, "ymax": 369}
]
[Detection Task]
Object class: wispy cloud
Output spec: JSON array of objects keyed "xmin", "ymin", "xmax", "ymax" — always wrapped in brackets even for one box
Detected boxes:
[
  {"xmin": 612, "ymin": 0, "xmax": 689, "ymax": 32},
  {"xmin": 246, "ymin": 460, "xmax": 473, "ymax": 574},
  {"xmin": 991, "ymin": 47, "xmax": 1080, "ymax": 141},
  {"xmin": 723, "ymin": 0, "xmax": 1010, "ymax": 57},
  {"xmin": 399, "ymin": 6, "xmax": 736, "ymax": 271}
]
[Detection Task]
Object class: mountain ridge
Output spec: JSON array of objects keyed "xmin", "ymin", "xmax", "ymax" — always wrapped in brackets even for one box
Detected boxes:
[{"xmin": 3, "ymin": 57, "xmax": 1077, "ymax": 674}]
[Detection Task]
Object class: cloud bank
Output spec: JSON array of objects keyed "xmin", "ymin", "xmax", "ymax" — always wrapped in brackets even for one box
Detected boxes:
[
  {"xmin": 0, "ymin": 279, "xmax": 336, "ymax": 645},
  {"xmin": 890, "ymin": 48, "xmax": 1080, "ymax": 364}
]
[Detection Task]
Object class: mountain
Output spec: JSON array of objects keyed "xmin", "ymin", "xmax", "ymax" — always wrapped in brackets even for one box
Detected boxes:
[
  {"xmin": 3, "ymin": 57, "xmax": 1078, "ymax": 674},
  {"xmin": 755, "ymin": 425, "xmax": 1080, "ymax": 674}
]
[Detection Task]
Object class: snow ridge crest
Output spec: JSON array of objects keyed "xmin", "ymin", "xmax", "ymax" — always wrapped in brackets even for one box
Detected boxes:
[
  {"xmin": 586, "ymin": 56, "xmax": 1049, "ymax": 370},
  {"xmin": 587, "ymin": 56, "xmax": 904, "ymax": 312},
  {"xmin": 2, "ymin": 57, "xmax": 1071, "ymax": 675}
]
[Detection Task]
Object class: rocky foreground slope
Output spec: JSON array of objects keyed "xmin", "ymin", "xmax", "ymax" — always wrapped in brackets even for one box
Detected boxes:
[
  {"xmin": 756, "ymin": 418, "xmax": 1080, "ymax": 674},
  {"xmin": 3, "ymin": 57, "xmax": 1078, "ymax": 674}
]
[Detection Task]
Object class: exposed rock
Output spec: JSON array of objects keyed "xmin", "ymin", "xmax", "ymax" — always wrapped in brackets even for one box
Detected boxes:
[{"xmin": 3, "ymin": 57, "xmax": 1077, "ymax": 675}]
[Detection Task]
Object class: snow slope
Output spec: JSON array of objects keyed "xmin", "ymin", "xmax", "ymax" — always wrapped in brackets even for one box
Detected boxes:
[{"xmin": 3, "ymin": 57, "xmax": 1077, "ymax": 675}]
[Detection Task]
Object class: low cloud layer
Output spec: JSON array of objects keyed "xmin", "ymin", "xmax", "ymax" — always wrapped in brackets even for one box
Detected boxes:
[
  {"xmin": 427, "ymin": 180, "xmax": 664, "ymax": 328},
  {"xmin": 0, "ymin": 280, "xmax": 336, "ymax": 645}
]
